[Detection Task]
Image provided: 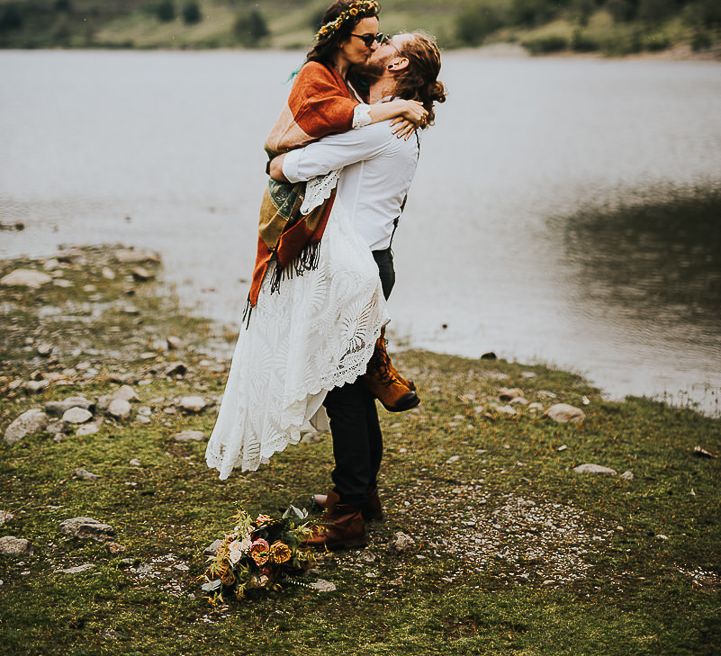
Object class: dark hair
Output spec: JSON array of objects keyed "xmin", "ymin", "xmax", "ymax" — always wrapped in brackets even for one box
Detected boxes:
[
  {"xmin": 306, "ymin": 1, "xmax": 381, "ymax": 67},
  {"xmin": 393, "ymin": 32, "xmax": 446, "ymax": 126}
]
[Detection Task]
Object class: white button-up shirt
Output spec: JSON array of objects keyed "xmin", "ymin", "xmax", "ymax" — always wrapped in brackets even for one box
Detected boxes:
[{"xmin": 282, "ymin": 120, "xmax": 420, "ymax": 251}]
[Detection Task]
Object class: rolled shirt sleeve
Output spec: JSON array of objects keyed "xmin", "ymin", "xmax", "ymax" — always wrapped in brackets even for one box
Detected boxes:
[{"xmin": 282, "ymin": 122, "xmax": 393, "ymax": 184}]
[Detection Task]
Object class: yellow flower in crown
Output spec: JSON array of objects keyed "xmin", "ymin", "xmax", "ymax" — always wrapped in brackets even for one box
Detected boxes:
[{"xmin": 269, "ymin": 540, "xmax": 292, "ymax": 564}]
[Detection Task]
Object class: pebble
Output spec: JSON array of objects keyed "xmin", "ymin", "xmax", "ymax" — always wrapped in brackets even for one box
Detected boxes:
[
  {"xmin": 179, "ymin": 396, "xmax": 207, "ymax": 413},
  {"xmin": 498, "ymin": 387, "xmax": 524, "ymax": 401},
  {"xmin": 131, "ymin": 266, "xmax": 154, "ymax": 282},
  {"xmin": 108, "ymin": 398, "xmax": 132, "ymax": 420},
  {"xmin": 0, "ymin": 536, "xmax": 33, "ymax": 555},
  {"xmin": 74, "ymin": 468, "xmax": 100, "ymax": 480},
  {"xmin": 493, "ymin": 404, "xmax": 517, "ymax": 417},
  {"xmin": 620, "ymin": 470, "xmax": 634, "ymax": 481},
  {"xmin": 573, "ymin": 463, "xmax": 617, "ymax": 476},
  {"xmin": 0, "ymin": 269, "xmax": 52, "ymax": 289},
  {"xmin": 4, "ymin": 408, "xmax": 49, "ymax": 445},
  {"xmin": 557, "ymin": 444, "xmax": 568, "ymax": 452},
  {"xmin": 114, "ymin": 248, "xmax": 160, "ymax": 264},
  {"xmin": 36, "ymin": 343, "xmax": 54, "ymax": 357},
  {"xmin": 45, "ymin": 396, "xmax": 94, "ymax": 416},
  {"xmin": 166, "ymin": 336, "xmax": 183, "ymax": 350},
  {"xmin": 25, "ymin": 380, "xmax": 50, "ymax": 393},
  {"xmin": 53, "ymin": 279, "xmax": 73, "ymax": 288},
  {"xmin": 101, "ymin": 267, "xmax": 116, "ymax": 280},
  {"xmin": 129, "ymin": 458, "xmax": 141, "ymax": 467},
  {"xmin": 445, "ymin": 455, "xmax": 461, "ymax": 465},
  {"xmin": 545, "ymin": 403, "xmax": 586, "ymax": 426},
  {"xmin": 307, "ymin": 578, "xmax": 336, "ymax": 593},
  {"xmin": 62, "ymin": 407, "xmax": 93, "ymax": 424},
  {"xmin": 59, "ymin": 517, "xmax": 115, "ymax": 542},
  {"xmin": 58, "ymin": 563, "xmax": 95, "ymax": 574},
  {"xmin": 113, "ymin": 385, "xmax": 139, "ymax": 402},
  {"xmin": 76, "ymin": 422, "xmax": 100, "ymax": 436},
  {"xmin": 390, "ymin": 531, "xmax": 415, "ymax": 553},
  {"xmin": 173, "ymin": 430, "xmax": 207, "ymax": 442}
]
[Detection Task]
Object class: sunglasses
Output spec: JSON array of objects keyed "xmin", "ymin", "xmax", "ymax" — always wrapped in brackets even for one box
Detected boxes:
[{"xmin": 350, "ymin": 32, "xmax": 389, "ymax": 48}]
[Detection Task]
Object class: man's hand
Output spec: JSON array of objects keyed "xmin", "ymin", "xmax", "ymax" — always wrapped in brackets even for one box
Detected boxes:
[{"xmin": 269, "ymin": 154, "xmax": 288, "ymax": 182}]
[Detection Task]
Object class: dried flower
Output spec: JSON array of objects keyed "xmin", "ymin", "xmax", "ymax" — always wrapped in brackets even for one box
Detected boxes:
[
  {"xmin": 250, "ymin": 538, "xmax": 270, "ymax": 565},
  {"xmin": 269, "ymin": 540, "xmax": 292, "ymax": 564},
  {"xmin": 255, "ymin": 514, "xmax": 273, "ymax": 525}
]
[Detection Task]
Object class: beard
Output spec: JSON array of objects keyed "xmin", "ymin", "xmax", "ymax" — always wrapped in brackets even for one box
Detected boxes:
[{"xmin": 354, "ymin": 53, "xmax": 392, "ymax": 82}]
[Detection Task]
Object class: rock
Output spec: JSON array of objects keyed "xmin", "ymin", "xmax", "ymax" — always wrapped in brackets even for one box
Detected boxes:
[
  {"xmin": 62, "ymin": 407, "xmax": 93, "ymax": 424},
  {"xmin": 59, "ymin": 517, "xmax": 115, "ymax": 542},
  {"xmin": 537, "ymin": 390, "xmax": 558, "ymax": 400},
  {"xmin": 173, "ymin": 430, "xmax": 206, "ymax": 442},
  {"xmin": 56, "ymin": 248, "xmax": 86, "ymax": 263},
  {"xmin": 204, "ymin": 539, "xmax": 223, "ymax": 556},
  {"xmin": 390, "ymin": 531, "xmax": 415, "ymax": 553},
  {"xmin": 45, "ymin": 420, "xmax": 67, "ymax": 436},
  {"xmin": 166, "ymin": 336, "xmax": 183, "ymax": 350},
  {"xmin": 107, "ymin": 398, "xmax": 132, "ymax": 420},
  {"xmin": 106, "ymin": 542, "xmax": 126, "ymax": 554},
  {"xmin": 164, "ymin": 362, "xmax": 187, "ymax": 377},
  {"xmin": 0, "ymin": 269, "xmax": 52, "ymax": 289},
  {"xmin": 114, "ymin": 248, "xmax": 160, "ymax": 264},
  {"xmin": 129, "ymin": 458, "xmax": 141, "ymax": 467},
  {"xmin": 528, "ymin": 402, "xmax": 544, "ymax": 412},
  {"xmin": 573, "ymin": 463, "xmax": 617, "ymax": 476},
  {"xmin": 36, "ymin": 343, "xmax": 54, "ymax": 357},
  {"xmin": 557, "ymin": 444, "xmax": 568, "ymax": 452},
  {"xmin": 655, "ymin": 534, "xmax": 669, "ymax": 541},
  {"xmin": 620, "ymin": 470, "xmax": 634, "ymax": 481},
  {"xmin": 510, "ymin": 396, "xmax": 528, "ymax": 405},
  {"xmin": 0, "ymin": 510, "xmax": 14, "ymax": 526},
  {"xmin": 101, "ymin": 266, "xmax": 116, "ymax": 280},
  {"xmin": 480, "ymin": 352, "xmax": 497, "ymax": 360},
  {"xmin": 545, "ymin": 403, "xmax": 586, "ymax": 425},
  {"xmin": 498, "ymin": 387, "xmax": 524, "ymax": 401},
  {"xmin": 307, "ymin": 578, "xmax": 336, "ymax": 593},
  {"xmin": 4, "ymin": 408, "xmax": 48, "ymax": 445},
  {"xmin": 76, "ymin": 422, "xmax": 100, "ymax": 436},
  {"xmin": 693, "ymin": 446, "xmax": 717, "ymax": 459},
  {"xmin": 179, "ymin": 396, "xmax": 206, "ymax": 413},
  {"xmin": 45, "ymin": 396, "xmax": 94, "ymax": 416},
  {"xmin": 53, "ymin": 279, "xmax": 73, "ymax": 288},
  {"xmin": 445, "ymin": 455, "xmax": 461, "ymax": 465},
  {"xmin": 83, "ymin": 284, "xmax": 97, "ymax": 293},
  {"xmin": 58, "ymin": 563, "xmax": 95, "ymax": 574},
  {"xmin": 25, "ymin": 379, "xmax": 50, "ymax": 393},
  {"xmin": 521, "ymin": 371, "xmax": 537, "ymax": 379},
  {"xmin": 74, "ymin": 468, "xmax": 100, "ymax": 480},
  {"xmin": 112, "ymin": 385, "xmax": 138, "ymax": 402},
  {"xmin": 493, "ymin": 404, "xmax": 517, "ymax": 417},
  {"xmin": 136, "ymin": 416, "xmax": 150, "ymax": 424},
  {"xmin": 0, "ymin": 536, "xmax": 33, "ymax": 555},
  {"xmin": 131, "ymin": 266, "xmax": 154, "ymax": 282}
]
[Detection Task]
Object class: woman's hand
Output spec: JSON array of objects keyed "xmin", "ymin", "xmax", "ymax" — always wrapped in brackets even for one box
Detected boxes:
[
  {"xmin": 269, "ymin": 154, "xmax": 288, "ymax": 182},
  {"xmin": 391, "ymin": 100, "xmax": 427, "ymax": 140}
]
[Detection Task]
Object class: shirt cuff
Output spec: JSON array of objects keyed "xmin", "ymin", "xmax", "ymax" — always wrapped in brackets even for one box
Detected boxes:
[
  {"xmin": 352, "ymin": 103, "xmax": 372, "ymax": 129},
  {"xmin": 282, "ymin": 149, "xmax": 302, "ymax": 184}
]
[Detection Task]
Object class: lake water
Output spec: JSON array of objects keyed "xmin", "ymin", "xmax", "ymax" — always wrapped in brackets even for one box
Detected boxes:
[{"xmin": 1, "ymin": 50, "xmax": 720, "ymax": 415}]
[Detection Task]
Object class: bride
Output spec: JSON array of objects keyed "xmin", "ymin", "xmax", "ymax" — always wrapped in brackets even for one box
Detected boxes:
[{"xmin": 205, "ymin": 0, "xmax": 427, "ymax": 480}]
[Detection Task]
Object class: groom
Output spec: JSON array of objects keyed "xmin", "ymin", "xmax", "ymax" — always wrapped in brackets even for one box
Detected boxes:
[{"xmin": 270, "ymin": 31, "xmax": 445, "ymax": 548}]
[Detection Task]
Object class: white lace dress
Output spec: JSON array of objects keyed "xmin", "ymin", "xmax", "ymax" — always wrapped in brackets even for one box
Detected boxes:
[{"xmin": 205, "ymin": 196, "xmax": 389, "ymax": 479}]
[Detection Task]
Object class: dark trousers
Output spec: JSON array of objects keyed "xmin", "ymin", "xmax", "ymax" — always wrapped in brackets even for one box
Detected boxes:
[{"xmin": 322, "ymin": 248, "xmax": 395, "ymax": 507}]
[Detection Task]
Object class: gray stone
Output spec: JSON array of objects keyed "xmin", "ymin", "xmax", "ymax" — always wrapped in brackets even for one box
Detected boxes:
[
  {"xmin": 203, "ymin": 539, "xmax": 223, "ymax": 556},
  {"xmin": 112, "ymin": 385, "xmax": 138, "ymax": 402},
  {"xmin": 166, "ymin": 336, "xmax": 183, "ymax": 350},
  {"xmin": 107, "ymin": 398, "xmax": 132, "ymax": 420},
  {"xmin": 101, "ymin": 267, "xmax": 116, "ymax": 280},
  {"xmin": 173, "ymin": 430, "xmax": 206, "ymax": 442},
  {"xmin": 0, "ymin": 268, "xmax": 52, "ymax": 289},
  {"xmin": 573, "ymin": 463, "xmax": 617, "ymax": 476},
  {"xmin": 307, "ymin": 578, "xmax": 336, "ymax": 593},
  {"xmin": 445, "ymin": 455, "xmax": 461, "ymax": 465},
  {"xmin": 390, "ymin": 531, "xmax": 415, "ymax": 553},
  {"xmin": 545, "ymin": 403, "xmax": 586, "ymax": 426},
  {"xmin": 74, "ymin": 468, "xmax": 100, "ymax": 480},
  {"xmin": 620, "ymin": 470, "xmax": 634, "ymax": 481},
  {"xmin": 76, "ymin": 422, "xmax": 100, "ymax": 436},
  {"xmin": 0, "ymin": 536, "xmax": 33, "ymax": 555},
  {"xmin": 58, "ymin": 563, "xmax": 95, "ymax": 574},
  {"xmin": 129, "ymin": 458, "xmax": 141, "ymax": 467},
  {"xmin": 45, "ymin": 420, "xmax": 68, "ymax": 436},
  {"xmin": 179, "ymin": 396, "xmax": 206, "ymax": 413},
  {"xmin": 493, "ymin": 404, "xmax": 517, "ymax": 416},
  {"xmin": 59, "ymin": 517, "xmax": 115, "ymax": 542},
  {"xmin": 53, "ymin": 279, "xmax": 73, "ymax": 288},
  {"xmin": 62, "ymin": 407, "xmax": 93, "ymax": 424},
  {"xmin": 25, "ymin": 380, "xmax": 50, "ymax": 393},
  {"xmin": 36, "ymin": 343, "xmax": 54, "ymax": 357},
  {"xmin": 131, "ymin": 266, "xmax": 154, "ymax": 282},
  {"xmin": 498, "ymin": 387, "xmax": 524, "ymax": 401},
  {"xmin": 114, "ymin": 248, "xmax": 160, "ymax": 264},
  {"xmin": 4, "ymin": 408, "xmax": 48, "ymax": 445},
  {"xmin": 537, "ymin": 390, "xmax": 558, "ymax": 400},
  {"xmin": 45, "ymin": 396, "xmax": 94, "ymax": 416},
  {"xmin": 528, "ymin": 402, "xmax": 544, "ymax": 412}
]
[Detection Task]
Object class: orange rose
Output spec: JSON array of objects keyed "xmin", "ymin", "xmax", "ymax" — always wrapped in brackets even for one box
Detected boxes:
[
  {"xmin": 249, "ymin": 538, "xmax": 270, "ymax": 566},
  {"xmin": 269, "ymin": 540, "xmax": 292, "ymax": 564}
]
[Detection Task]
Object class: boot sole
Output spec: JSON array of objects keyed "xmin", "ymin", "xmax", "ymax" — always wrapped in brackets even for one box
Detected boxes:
[{"xmin": 381, "ymin": 394, "xmax": 421, "ymax": 413}]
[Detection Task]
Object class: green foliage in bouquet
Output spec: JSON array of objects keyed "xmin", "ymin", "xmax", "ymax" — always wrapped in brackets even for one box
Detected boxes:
[{"xmin": 201, "ymin": 505, "xmax": 320, "ymax": 602}]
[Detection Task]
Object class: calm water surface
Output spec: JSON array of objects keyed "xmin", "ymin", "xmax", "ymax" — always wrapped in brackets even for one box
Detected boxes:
[{"xmin": 1, "ymin": 50, "xmax": 720, "ymax": 414}]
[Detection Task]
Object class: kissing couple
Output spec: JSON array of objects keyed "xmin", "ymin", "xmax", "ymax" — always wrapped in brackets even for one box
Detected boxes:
[{"xmin": 206, "ymin": 0, "xmax": 446, "ymax": 550}]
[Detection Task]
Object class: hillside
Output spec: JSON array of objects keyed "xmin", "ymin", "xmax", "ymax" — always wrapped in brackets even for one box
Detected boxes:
[{"xmin": 0, "ymin": 0, "xmax": 719, "ymax": 56}]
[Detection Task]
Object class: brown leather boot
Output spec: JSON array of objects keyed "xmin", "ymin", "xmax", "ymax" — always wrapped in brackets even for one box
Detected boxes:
[
  {"xmin": 361, "ymin": 332, "xmax": 420, "ymax": 413},
  {"xmin": 304, "ymin": 503, "xmax": 368, "ymax": 550},
  {"xmin": 312, "ymin": 489, "xmax": 384, "ymax": 522}
]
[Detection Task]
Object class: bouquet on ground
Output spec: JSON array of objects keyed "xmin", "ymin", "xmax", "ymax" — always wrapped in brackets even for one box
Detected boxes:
[{"xmin": 201, "ymin": 505, "xmax": 320, "ymax": 601}]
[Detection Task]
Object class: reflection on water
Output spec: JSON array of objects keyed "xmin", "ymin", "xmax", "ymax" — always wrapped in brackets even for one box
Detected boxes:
[{"xmin": 1, "ymin": 51, "xmax": 721, "ymax": 415}]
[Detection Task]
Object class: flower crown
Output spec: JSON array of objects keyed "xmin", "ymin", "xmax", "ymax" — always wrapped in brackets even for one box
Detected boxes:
[{"xmin": 314, "ymin": 0, "xmax": 380, "ymax": 42}]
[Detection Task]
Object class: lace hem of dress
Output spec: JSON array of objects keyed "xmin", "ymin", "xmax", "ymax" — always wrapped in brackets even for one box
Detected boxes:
[{"xmin": 300, "ymin": 169, "xmax": 341, "ymax": 216}]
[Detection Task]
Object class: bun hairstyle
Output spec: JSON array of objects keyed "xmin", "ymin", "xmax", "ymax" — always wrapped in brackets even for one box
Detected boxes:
[
  {"xmin": 393, "ymin": 32, "xmax": 446, "ymax": 127},
  {"xmin": 306, "ymin": 0, "xmax": 381, "ymax": 66}
]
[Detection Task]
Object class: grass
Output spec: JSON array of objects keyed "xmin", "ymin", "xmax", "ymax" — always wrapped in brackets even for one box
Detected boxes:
[{"xmin": 0, "ymin": 245, "xmax": 719, "ymax": 655}]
